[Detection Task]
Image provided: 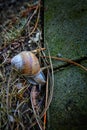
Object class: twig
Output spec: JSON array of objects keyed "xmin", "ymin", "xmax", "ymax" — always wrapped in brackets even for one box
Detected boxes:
[
  {"xmin": 44, "ymin": 70, "xmax": 49, "ymax": 129},
  {"xmin": 31, "ymin": 47, "xmax": 46, "ymax": 53},
  {"xmin": 30, "ymin": 86, "xmax": 44, "ymax": 130},
  {"xmin": 41, "ymin": 56, "xmax": 87, "ymax": 72},
  {"xmin": 29, "ymin": 44, "xmax": 54, "ymax": 129},
  {"xmin": 26, "ymin": 3, "xmax": 39, "ymax": 27},
  {"xmin": 29, "ymin": 2, "xmax": 40, "ymax": 36}
]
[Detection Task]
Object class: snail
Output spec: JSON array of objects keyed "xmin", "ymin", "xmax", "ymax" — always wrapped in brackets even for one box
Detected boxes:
[{"xmin": 11, "ymin": 51, "xmax": 46, "ymax": 85}]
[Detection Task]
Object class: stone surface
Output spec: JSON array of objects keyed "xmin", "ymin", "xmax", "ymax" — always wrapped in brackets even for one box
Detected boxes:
[{"xmin": 44, "ymin": 0, "xmax": 87, "ymax": 129}]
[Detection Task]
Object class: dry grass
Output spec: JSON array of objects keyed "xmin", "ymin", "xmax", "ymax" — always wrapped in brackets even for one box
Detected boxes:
[{"xmin": 0, "ymin": 1, "xmax": 54, "ymax": 130}]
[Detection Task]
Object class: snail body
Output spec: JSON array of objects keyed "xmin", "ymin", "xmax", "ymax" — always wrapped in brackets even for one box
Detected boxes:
[{"xmin": 11, "ymin": 51, "xmax": 45, "ymax": 85}]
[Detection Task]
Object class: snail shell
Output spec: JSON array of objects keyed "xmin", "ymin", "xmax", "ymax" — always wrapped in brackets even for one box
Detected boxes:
[
  {"xmin": 11, "ymin": 51, "xmax": 45, "ymax": 85},
  {"xmin": 11, "ymin": 51, "xmax": 40, "ymax": 76}
]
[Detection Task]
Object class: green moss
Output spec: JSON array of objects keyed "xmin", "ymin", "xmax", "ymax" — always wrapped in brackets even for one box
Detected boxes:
[
  {"xmin": 44, "ymin": 0, "xmax": 60, "ymax": 23},
  {"xmin": 49, "ymin": 65, "xmax": 87, "ymax": 129},
  {"xmin": 44, "ymin": 0, "xmax": 87, "ymax": 129},
  {"xmin": 44, "ymin": 0, "xmax": 87, "ymax": 58}
]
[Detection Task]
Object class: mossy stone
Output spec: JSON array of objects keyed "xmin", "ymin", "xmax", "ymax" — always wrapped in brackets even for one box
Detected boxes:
[{"xmin": 44, "ymin": 0, "xmax": 87, "ymax": 129}]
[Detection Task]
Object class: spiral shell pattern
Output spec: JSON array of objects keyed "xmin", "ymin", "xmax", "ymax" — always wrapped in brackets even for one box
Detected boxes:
[{"xmin": 11, "ymin": 51, "xmax": 40, "ymax": 76}]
